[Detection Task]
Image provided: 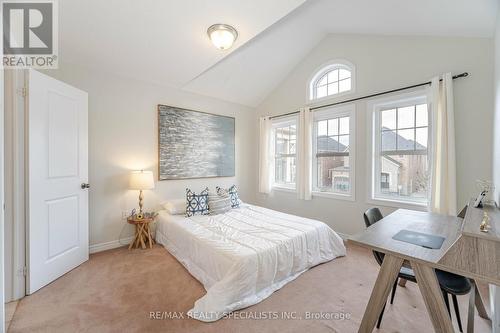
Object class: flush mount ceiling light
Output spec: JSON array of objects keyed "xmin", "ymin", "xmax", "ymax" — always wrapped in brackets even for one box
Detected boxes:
[{"xmin": 207, "ymin": 24, "xmax": 238, "ymax": 50}]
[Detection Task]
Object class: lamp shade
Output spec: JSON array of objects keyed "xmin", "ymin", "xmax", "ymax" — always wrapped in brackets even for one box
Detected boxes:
[{"xmin": 129, "ymin": 170, "xmax": 155, "ymax": 190}]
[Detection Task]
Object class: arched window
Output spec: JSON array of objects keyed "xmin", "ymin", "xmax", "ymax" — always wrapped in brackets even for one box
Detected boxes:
[{"xmin": 309, "ymin": 61, "xmax": 355, "ymax": 101}]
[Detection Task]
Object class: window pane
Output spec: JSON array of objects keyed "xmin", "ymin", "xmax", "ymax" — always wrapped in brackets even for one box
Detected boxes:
[
  {"xmin": 381, "ymin": 109, "xmax": 396, "ymax": 130},
  {"xmin": 397, "ymin": 106, "xmax": 415, "ymax": 129},
  {"xmin": 275, "ymin": 156, "xmax": 296, "ymax": 184},
  {"xmin": 275, "ymin": 157, "xmax": 284, "ymax": 183},
  {"xmin": 327, "ymin": 136, "xmax": 339, "ymax": 152},
  {"xmin": 381, "ymin": 130, "xmax": 396, "ymax": 151},
  {"xmin": 339, "ymin": 78, "xmax": 351, "ymax": 93},
  {"xmin": 327, "ymin": 118, "xmax": 338, "ymax": 136},
  {"xmin": 289, "ymin": 125, "xmax": 296, "ymax": 141},
  {"xmin": 378, "ymin": 153, "xmax": 429, "ymax": 203},
  {"xmin": 339, "ymin": 68, "xmax": 351, "ymax": 80},
  {"xmin": 317, "ymin": 74, "xmax": 328, "ymax": 87},
  {"xmin": 397, "ymin": 129, "xmax": 415, "ymax": 150},
  {"xmin": 275, "ymin": 128, "xmax": 285, "ymax": 153},
  {"xmin": 316, "ymin": 156, "xmax": 350, "ymax": 194},
  {"xmin": 318, "ymin": 120, "xmax": 327, "ymax": 136},
  {"xmin": 317, "ymin": 136, "xmax": 329, "ymax": 152},
  {"xmin": 287, "ymin": 157, "xmax": 296, "ymax": 183},
  {"xmin": 415, "ymin": 127, "xmax": 428, "ymax": 149},
  {"xmin": 339, "ymin": 117, "xmax": 349, "ymax": 135},
  {"xmin": 289, "ymin": 125, "xmax": 296, "ymax": 154},
  {"xmin": 327, "ymin": 69, "xmax": 339, "ymax": 83},
  {"xmin": 416, "ymin": 104, "xmax": 428, "ymax": 127},
  {"xmin": 338, "ymin": 135, "xmax": 349, "ymax": 151},
  {"xmin": 316, "ymin": 85, "xmax": 327, "ymax": 98},
  {"xmin": 327, "ymin": 82, "xmax": 339, "ymax": 95}
]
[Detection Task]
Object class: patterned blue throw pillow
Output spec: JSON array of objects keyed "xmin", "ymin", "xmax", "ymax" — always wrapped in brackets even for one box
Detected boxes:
[
  {"xmin": 186, "ymin": 187, "xmax": 209, "ymax": 217},
  {"xmin": 216, "ymin": 185, "xmax": 240, "ymax": 208}
]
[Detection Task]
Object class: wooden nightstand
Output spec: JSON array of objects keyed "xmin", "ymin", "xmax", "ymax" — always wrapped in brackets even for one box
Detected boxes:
[{"xmin": 127, "ymin": 216, "xmax": 155, "ymax": 249}]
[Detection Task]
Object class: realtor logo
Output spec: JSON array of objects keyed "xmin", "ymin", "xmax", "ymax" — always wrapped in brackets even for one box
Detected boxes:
[{"xmin": 2, "ymin": 0, "xmax": 58, "ymax": 68}]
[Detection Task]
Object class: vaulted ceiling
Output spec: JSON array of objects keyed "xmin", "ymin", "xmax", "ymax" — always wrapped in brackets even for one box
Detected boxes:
[{"xmin": 60, "ymin": 0, "xmax": 499, "ymax": 107}]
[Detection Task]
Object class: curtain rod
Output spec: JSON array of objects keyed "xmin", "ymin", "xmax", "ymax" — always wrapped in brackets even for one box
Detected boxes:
[{"xmin": 269, "ymin": 72, "xmax": 469, "ymax": 120}]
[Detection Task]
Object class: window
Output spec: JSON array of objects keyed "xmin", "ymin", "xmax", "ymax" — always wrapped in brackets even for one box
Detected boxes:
[
  {"xmin": 380, "ymin": 173, "xmax": 390, "ymax": 190},
  {"xmin": 309, "ymin": 61, "xmax": 355, "ymax": 101},
  {"xmin": 371, "ymin": 93, "xmax": 430, "ymax": 206},
  {"xmin": 312, "ymin": 105, "xmax": 355, "ymax": 199},
  {"xmin": 273, "ymin": 118, "xmax": 297, "ymax": 189}
]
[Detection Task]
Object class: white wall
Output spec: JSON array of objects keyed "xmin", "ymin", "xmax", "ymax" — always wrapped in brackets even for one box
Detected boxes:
[
  {"xmin": 494, "ymin": 2, "xmax": 500, "ymax": 207},
  {"xmin": 491, "ymin": 8, "xmax": 500, "ymax": 333},
  {"xmin": 43, "ymin": 63, "xmax": 255, "ymax": 248},
  {"xmin": 253, "ymin": 34, "xmax": 494, "ymax": 236},
  {"xmin": 1, "ymin": 68, "xmax": 6, "ymax": 332}
]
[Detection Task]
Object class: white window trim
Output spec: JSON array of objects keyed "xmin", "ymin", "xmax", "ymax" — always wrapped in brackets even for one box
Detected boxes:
[
  {"xmin": 307, "ymin": 59, "xmax": 356, "ymax": 105},
  {"xmin": 366, "ymin": 89, "xmax": 432, "ymax": 210},
  {"xmin": 311, "ymin": 104, "xmax": 356, "ymax": 201},
  {"xmin": 271, "ymin": 115, "xmax": 298, "ymax": 192}
]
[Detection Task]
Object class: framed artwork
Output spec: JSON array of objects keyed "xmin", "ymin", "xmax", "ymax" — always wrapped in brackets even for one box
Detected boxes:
[{"xmin": 158, "ymin": 104, "xmax": 235, "ymax": 180}]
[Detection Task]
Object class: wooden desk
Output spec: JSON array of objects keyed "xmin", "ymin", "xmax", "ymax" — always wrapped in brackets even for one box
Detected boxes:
[{"xmin": 349, "ymin": 201, "xmax": 499, "ymax": 333}]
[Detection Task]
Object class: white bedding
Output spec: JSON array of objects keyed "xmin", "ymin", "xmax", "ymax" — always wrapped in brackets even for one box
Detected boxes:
[{"xmin": 155, "ymin": 204, "xmax": 346, "ymax": 322}]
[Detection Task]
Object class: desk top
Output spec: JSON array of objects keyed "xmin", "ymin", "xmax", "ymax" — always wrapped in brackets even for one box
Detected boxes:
[
  {"xmin": 349, "ymin": 209, "xmax": 463, "ymax": 265},
  {"xmin": 462, "ymin": 201, "xmax": 500, "ymax": 241}
]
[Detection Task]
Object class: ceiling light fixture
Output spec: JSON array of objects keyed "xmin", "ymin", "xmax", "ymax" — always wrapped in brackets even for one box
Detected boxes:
[{"xmin": 207, "ymin": 24, "xmax": 238, "ymax": 50}]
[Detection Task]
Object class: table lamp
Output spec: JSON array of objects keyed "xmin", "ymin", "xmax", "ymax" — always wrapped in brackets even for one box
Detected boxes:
[{"xmin": 129, "ymin": 170, "xmax": 155, "ymax": 218}]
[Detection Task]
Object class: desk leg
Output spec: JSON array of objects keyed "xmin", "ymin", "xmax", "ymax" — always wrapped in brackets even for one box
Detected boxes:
[
  {"xmin": 472, "ymin": 280, "xmax": 489, "ymax": 319},
  {"xmin": 358, "ymin": 254, "xmax": 404, "ymax": 333},
  {"xmin": 412, "ymin": 261, "xmax": 455, "ymax": 333},
  {"xmin": 467, "ymin": 279, "xmax": 490, "ymax": 333},
  {"xmin": 468, "ymin": 280, "xmax": 476, "ymax": 333}
]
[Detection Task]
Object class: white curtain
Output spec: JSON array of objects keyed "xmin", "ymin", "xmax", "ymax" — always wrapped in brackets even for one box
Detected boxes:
[
  {"xmin": 259, "ymin": 116, "xmax": 273, "ymax": 194},
  {"xmin": 297, "ymin": 107, "xmax": 313, "ymax": 200},
  {"xmin": 429, "ymin": 73, "xmax": 457, "ymax": 215}
]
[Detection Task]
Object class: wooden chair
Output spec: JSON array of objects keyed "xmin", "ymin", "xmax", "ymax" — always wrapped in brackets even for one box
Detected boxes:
[{"xmin": 363, "ymin": 208, "xmax": 471, "ymax": 332}]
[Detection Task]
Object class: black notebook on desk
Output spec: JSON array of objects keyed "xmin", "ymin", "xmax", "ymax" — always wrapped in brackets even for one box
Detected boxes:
[{"xmin": 392, "ymin": 230, "xmax": 445, "ymax": 249}]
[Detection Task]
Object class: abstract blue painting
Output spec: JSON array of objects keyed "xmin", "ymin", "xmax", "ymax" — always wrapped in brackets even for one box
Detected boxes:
[{"xmin": 158, "ymin": 105, "xmax": 235, "ymax": 180}]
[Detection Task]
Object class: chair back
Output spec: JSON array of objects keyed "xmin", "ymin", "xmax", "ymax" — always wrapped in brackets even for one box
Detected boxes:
[{"xmin": 363, "ymin": 207, "xmax": 385, "ymax": 266}]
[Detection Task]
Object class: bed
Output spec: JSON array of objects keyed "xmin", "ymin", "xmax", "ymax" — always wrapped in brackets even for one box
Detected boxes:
[{"xmin": 155, "ymin": 203, "xmax": 346, "ymax": 322}]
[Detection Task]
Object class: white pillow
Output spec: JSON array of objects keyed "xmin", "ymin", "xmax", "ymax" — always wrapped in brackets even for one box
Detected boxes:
[
  {"xmin": 162, "ymin": 199, "xmax": 186, "ymax": 215},
  {"xmin": 208, "ymin": 192, "xmax": 232, "ymax": 215}
]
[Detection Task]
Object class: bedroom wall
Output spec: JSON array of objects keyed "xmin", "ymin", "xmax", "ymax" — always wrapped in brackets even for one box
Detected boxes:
[
  {"xmin": 491, "ymin": 8, "xmax": 500, "ymax": 333},
  {"xmin": 252, "ymin": 34, "xmax": 494, "ymax": 237},
  {"xmin": 494, "ymin": 2, "xmax": 500, "ymax": 210},
  {"xmin": 43, "ymin": 63, "xmax": 255, "ymax": 249}
]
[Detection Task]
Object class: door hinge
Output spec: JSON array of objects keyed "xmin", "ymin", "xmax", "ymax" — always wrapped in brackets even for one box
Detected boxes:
[
  {"xmin": 22, "ymin": 266, "xmax": 27, "ymax": 276},
  {"xmin": 17, "ymin": 87, "xmax": 27, "ymax": 97}
]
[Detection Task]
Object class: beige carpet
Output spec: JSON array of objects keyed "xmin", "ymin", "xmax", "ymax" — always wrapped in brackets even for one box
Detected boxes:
[{"xmin": 9, "ymin": 244, "xmax": 491, "ymax": 333}]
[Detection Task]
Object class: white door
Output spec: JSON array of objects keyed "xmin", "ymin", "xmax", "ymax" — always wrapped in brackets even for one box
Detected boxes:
[{"xmin": 27, "ymin": 70, "xmax": 89, "ymax": 294}]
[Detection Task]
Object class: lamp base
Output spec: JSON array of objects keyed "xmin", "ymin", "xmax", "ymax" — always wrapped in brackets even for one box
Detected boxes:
[{"xmin": 138, "ymin": 190, "xmax": 144, "ymax": 219}]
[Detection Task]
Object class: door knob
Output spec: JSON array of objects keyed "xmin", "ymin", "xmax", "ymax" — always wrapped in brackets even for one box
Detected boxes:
[{"xmin": 81, "ymin": 183, "xmax": 90, "ymax": 189}]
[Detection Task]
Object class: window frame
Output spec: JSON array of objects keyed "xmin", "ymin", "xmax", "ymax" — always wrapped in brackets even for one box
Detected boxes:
[
  {"xmin": 367, "ymin": 90, "xmax": 432, "ymax": 210},
  {"xmin": 307, "ymin": 60, "xmax": 356, "ymax": 105},
  {"xmin": 271, "ymin": 116, "xmax": 298, "ymax": 192},
  {"xmin": 311, "ymin": 104, "xmax": 356, "ymax": 201}
]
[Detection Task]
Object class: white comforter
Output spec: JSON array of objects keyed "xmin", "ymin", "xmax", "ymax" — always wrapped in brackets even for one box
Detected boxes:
[{"xmin": 155, "ymin": 204, "xmax": 346, "ymax": 322}]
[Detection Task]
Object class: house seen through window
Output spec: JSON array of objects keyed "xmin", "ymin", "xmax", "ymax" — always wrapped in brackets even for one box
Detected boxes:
[
  {"xmin": 313, "ymin": 105, "xmax": 354, "ymax": 197},
  {"xmin": 373, "ymin": 99, "xmax": 430, "ymax": 204}
]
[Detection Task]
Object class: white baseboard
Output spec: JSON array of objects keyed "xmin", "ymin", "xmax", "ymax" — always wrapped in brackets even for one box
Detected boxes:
[{"xmin": 89, "ymin": 236, "xmax": 134, "ymax": 254}]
